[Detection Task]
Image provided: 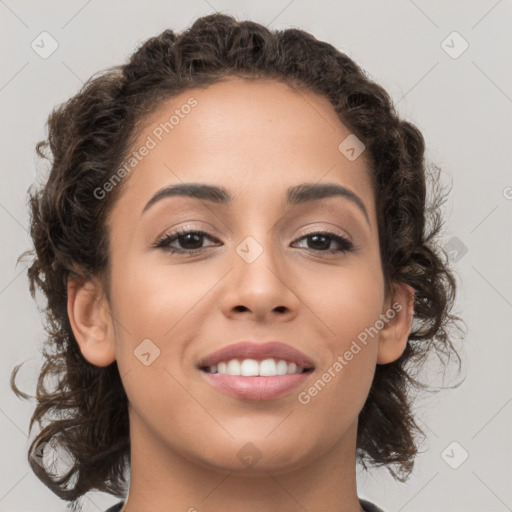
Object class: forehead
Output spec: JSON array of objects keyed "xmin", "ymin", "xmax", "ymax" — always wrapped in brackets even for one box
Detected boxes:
[{"xmin": 111, "ymin": 77, "xmax": 375, "ymax": 223}]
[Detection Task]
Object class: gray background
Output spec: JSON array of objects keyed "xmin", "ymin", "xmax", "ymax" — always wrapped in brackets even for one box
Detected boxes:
[{"xmin": 1, "ymin": 1, "xmax": 511, "ymax": 511}]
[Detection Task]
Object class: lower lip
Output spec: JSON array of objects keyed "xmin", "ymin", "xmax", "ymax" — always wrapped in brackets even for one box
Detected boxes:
[{"xmin": 199, "ymin": 369, "xmax": 313, "ymax": 401}]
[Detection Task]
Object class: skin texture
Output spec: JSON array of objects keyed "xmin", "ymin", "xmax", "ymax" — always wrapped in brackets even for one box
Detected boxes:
[{"xmin": 67, "ymin": 78, "xmax": 414, "ymax": 512}]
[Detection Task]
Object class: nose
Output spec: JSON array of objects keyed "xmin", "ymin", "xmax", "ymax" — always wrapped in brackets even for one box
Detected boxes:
[{"xmin": 219, "ymin": 234, "xmax": 300, "ymax": 323}]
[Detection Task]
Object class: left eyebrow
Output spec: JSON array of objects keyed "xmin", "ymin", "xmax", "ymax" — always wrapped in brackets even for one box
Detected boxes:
[
  {"xmin": 141, "ymin": 182, "xmax": 370, "ymax": 226},
  {"xmin": 287, "ymin": 183, "xmax": 370, "ymax": 226}
]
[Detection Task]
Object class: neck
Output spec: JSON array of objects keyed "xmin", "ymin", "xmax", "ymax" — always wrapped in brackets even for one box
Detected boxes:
[{"xmin": 121, "ymin": 408, "xmax": 364, "ymax": 512}]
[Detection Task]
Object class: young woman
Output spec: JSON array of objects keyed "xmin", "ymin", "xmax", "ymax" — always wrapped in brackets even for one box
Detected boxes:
[{"xmin": 11, "ymin": 13, "xmax": 463, "ymax": 512}]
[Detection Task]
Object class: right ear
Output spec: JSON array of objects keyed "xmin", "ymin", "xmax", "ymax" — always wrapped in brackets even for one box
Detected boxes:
[{"xmin": 67, "ymin": 274, "xmax": 116, "ymax": 367}]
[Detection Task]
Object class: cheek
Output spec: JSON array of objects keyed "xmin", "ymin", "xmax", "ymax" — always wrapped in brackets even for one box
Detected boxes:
[
  {"xmin": 300, "ymin": 261, "xmax": 383, "ymax": 399},
  {"xmin": 294, "ymin": 268, "xmax": 382, "ymax": 440},
  {"xmin": 302, "ymin": 259, "xmax": 384, "ymax": 341},
  {"xmin": 110, "ymin": 253, "xmax": 198, "ymax": 334},
  {"xmin": 108, "ymin": 258, "xmax": 196, "ymax": 419},
  {"xmin": 109, "ymin": 253, "xmax": 220, "ymax": 374}
]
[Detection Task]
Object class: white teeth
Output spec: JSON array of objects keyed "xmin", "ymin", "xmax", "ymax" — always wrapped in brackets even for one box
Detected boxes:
[
  {"xmin": 288, "ymin": 362, "xmax": 298, "ymax": 373},
  {"xmin": 241, "ymin": 359, "xmax": 259, "ymax": 376},
  {"xmin": 259, "ymin": 358, "xmax": 277, "ymax": 376},
  {"xmin": 227, "ymin": 359, "xmax": 241, "ymax": 375},
  {"xmin": 276, "ymin": 360, "xmax": 288, "ymax": 375},
  {"xmin": 205, "ymin": 358, "xmax": 306, "ymax": 376}
]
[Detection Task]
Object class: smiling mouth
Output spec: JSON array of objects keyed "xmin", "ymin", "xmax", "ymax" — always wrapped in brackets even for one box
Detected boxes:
[
  {"xmin": 199, "ymin": 358, "xmax": 314, "ymax": 377},
  {"xmin": 198, "ymin": 361, "xmax": 315, "ymax": 401}
]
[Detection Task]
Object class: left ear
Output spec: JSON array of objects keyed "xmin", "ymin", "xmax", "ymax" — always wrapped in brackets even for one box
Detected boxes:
[{"xmin": 377, "ymin": 281, "xmax": 415, "ymax": 365}]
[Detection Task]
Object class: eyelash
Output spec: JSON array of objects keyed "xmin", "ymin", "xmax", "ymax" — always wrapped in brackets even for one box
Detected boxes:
[{"xmin": 152, "ymin": 226, "xmax": 355, "ymax": 256}]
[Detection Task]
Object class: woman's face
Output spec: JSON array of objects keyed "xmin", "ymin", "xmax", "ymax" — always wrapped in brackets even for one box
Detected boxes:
[{"xmin": 75, "ymin": 77, "xmax": 411, "ymax": 475}]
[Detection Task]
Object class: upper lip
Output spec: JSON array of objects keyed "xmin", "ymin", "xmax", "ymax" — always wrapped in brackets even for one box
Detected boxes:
[{"xmin": 197, "ymin": 341, "xmax": 315, "ymax": 370}]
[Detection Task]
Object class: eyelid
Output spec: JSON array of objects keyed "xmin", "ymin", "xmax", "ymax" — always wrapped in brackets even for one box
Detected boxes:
[
  {"xmin": 153, "ymin": 221, "xmax": 217, "ymax": 242},
  {"xmin": 287, "ymin": 221, "xmax": 355, "ymax": 246},
  {"xmin": 152, "ymin": 224, "xmax": 217, "ymax": 248},
  {"xmin": 153, "ymin": 223, "xmax": 352, "ymax": 245},
  {"xmin": 152, "ymin": 223, "xmax": 357, "ymax": 256},
  {"xmin": 291, "ymin": 227, "xmax": 356, "ymax": 253},
  {"xmin": 295, "ymin": 225, "xmax": 352, "ymax": 241}
]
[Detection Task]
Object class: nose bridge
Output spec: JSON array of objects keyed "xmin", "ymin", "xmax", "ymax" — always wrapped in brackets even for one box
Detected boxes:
[
  {"xmin": 222, "ymin": 223, "xmax": 299, "ymax": 318},
  {"xmin": 230, "ymin": 189, "xmax": 282, "ymax": 267},
  {"xmin": 234, "ymin": 227, "xmax": 284, "ymax": 285}
]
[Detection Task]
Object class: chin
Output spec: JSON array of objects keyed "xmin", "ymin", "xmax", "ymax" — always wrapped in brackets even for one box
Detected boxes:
[{"xmin": 191, "ymin": 436, "xmax": 319, "ymax": 475}]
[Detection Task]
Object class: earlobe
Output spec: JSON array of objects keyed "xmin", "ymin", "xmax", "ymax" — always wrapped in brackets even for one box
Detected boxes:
[
  {"xmin": 67, "ymin": 274, "xmax": 117, "ymax": 367},
  {"xmin": 376, "ymin": 282, "xmax": 415, "ymax": 365}
]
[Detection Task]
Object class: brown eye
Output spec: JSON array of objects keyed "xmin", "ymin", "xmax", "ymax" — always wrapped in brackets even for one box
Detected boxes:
[
  {"xmin": 292, "ymin": 231, "xmax": 354, "ymax": 253},
  {"xmin": 153, "ymin": 228, "xmax": 219, "ymax": 254}
]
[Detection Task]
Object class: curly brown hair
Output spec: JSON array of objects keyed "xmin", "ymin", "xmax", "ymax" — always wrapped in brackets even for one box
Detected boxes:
[{"xmin": 11, "ymin": 12, "xmax": 465, "ymax": 509}]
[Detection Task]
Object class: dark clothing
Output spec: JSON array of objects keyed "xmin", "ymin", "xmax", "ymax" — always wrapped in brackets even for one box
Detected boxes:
[
  {"xmin": 360, "ymin": 498, "xmax": 387, "ymax": 512},
  {"xmin": 105, "ymin": 503, "xmax": 124, "ymax": 512},
  {"xmin": 105, "ymin": 498, "xmax": 386, "ymax": 512}
]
